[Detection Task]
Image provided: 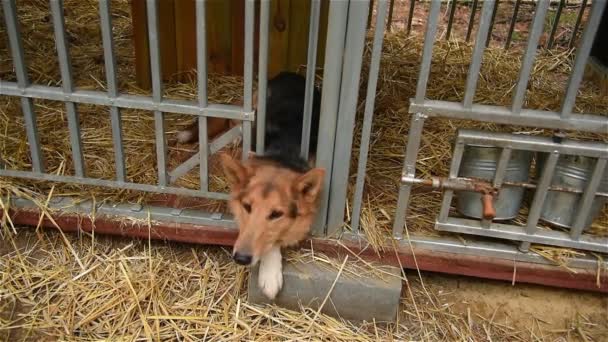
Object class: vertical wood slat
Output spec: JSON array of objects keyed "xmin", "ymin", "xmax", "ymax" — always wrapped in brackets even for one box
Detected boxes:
[
  {"xmin": 175, "ymin": 0, "xmax": 197, "ymax": 79},
  {"xmin": 131, "ymin": 0, "xmax": 329, "ymax": 86}
]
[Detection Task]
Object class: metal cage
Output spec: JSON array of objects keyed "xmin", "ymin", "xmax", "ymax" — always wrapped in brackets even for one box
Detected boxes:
[{"xmin": 1, "ymin": 0, "xmax": 607, "ymax": 291}]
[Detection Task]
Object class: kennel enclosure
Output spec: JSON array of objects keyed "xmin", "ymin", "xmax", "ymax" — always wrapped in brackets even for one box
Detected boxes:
[{"xmin": 1, "ymin": 0, "xmax": 607, "ymax": 292}]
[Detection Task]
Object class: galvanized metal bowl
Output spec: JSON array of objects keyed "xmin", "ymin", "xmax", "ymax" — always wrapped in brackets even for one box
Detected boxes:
[
  {"xmin": 535, "ymin": 153, "xmax": 608, "ymax": 230},
  {"xmin": 456, "ymin": 145, "xmax": 533, "ymax": 220}
]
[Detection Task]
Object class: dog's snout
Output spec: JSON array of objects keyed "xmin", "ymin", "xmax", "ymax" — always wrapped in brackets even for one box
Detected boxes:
[{"xmin": 233, "ymin": 252, "xmax": 253, "ymax": 265}]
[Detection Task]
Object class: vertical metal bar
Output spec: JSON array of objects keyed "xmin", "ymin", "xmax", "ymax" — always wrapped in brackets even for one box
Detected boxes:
[
  {"xmin": 386, "ymin": 0, "xmax": 395, "ymax": 32},
  {"xmin": 257, "ymin": 0, "xmax": 270, "ymax": 155},
  {"xmin": 570, "ymin": 158, "xmax": 607, "ymax": 240},
  {"xmin": 351, "ymin": 0, "xmax": 389, "ymax": 234},
  {"xmin": 326, "ymin": 0, "xmax": 371, "ymax": 236},
  {"xmin": 99, "ymin": 0, "xmax": 126, "ymax": 182},
  {"xmin": 520, "ymin": 152, "xmax": 559, "ymax": 252},
  {"xmin": 146, "ymin": 0, "xmax": 168, "ymax": 186},
  {"xmin": 480, "ymin": 147, "xmax": 512, "ymax": 227},
  {"xmin": 547, "ymin": 0, "xmax": 566, "ymax": 49},
  {"xmin": 463, "ymin": 0, "xmax": 496, "ymax": 109},
  {"xmin": 414, "ymin": 0, "xmax": 442, "ymax": 104},
  {"xmin": 196, "ymin": 0, "xmax": 209, "ymax": 191},
  {"xmin": 511, "ymin": 0, "xmax": 550, "ymax": 114},
  {"xmin": 242, "ymin": 0, "xmax": 254, "ymax": 160},
  {"xmin": 300, "ymin": 0, "xmax": 321, "ymax": 158},
  {"xmin": 50, "ymin": 0, "xmax": 85, "ymax": 177},
  {"xmin": 569, "ymin": 0, "xmax": 588, "ymax": 50},
  {"xmin": 312, "ymin": 0, "xmax": 349, "ymax": 236},
  {"xmin": 392, "ymin": 113, "xmax": 426, "ymax": 238},
  {"xmin": 407, "ymin": 0, "xmax": 416, "ymax": 35},
  {"xmin": 438, "ymin": 141, "xmax": 466, "ymax": 222},
  {"xmin": 3, "ymin": 0, "xmax": 43, "ymax": 173},
  {"xmin": 504, "ymin": 0, "xmax": 521, "ymax": 49},
  {"xmin": 485, "ymin": 0, "xmax": 499, "ymax": 47},
  {"xmin": 561, "ymin": 0, "xmax": 606, "ymax": 118},
  {"xmin": 446, "ymin": 0, "xmax": 458, "ymax": 41},
  {"xmin": 465, "ymin": 0, "xmax": 479, "ymax": 42}
]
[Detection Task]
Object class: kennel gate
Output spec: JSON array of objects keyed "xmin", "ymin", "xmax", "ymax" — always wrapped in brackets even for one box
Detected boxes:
[{"xmin": 1, "ymin": 0, "xmax": 607, "ymax": 290}]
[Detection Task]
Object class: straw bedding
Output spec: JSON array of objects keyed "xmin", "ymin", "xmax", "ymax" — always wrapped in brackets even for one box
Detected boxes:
[
  {"xmin": 0, "ymin": 3, "xmax": 607, "ymax": 263},
  {"xmin": 1, "ymin": 227, "xmax": 607, "ymax": 341}
]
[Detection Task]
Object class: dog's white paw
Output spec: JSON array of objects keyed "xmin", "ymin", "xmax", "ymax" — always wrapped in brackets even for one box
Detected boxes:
[
  {"xmin": 257, "ymin": 246, "xmax": 283, "ymax": 300},
  {"xmin": 176, "ymin": 130, "xmax": 194, "ymax": 143},
  {"xmin": 258, "ymin": 263, "xmax": 283, "ymax": 300}
]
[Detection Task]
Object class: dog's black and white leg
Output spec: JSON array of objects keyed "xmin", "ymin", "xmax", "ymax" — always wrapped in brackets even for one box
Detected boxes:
[{"xmin": 258, "ymin": 246, "xmax": 283, "ymax": 300}]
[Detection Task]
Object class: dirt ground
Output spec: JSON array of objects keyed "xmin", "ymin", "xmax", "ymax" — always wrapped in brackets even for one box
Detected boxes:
[{"xmin": 1, "ymin": 227, "xmax": 606, "ymax": 341}]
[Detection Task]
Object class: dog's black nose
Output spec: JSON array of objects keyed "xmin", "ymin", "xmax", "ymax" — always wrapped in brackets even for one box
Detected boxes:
[{"xmin": 233, "ymin": 252, "xmax": 252, "ymax": 265}]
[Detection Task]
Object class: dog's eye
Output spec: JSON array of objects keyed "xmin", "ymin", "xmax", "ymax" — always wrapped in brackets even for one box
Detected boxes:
[
  {"xmin": 243, "ymin": 203, "xmax": 252, "ymax": 213},
  {"xmin": 268, "ymin": 210, "xmax": 283, "ymax": 220}
]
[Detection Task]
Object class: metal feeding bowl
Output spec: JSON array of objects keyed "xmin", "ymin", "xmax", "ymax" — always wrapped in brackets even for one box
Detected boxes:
[
  {"xmin": 535, "ymin": 153, "xmax": 608, "ymax": 231},
  {"xmin": 456, "ymin": 145, "xmax": 533, "ymax": 221}
]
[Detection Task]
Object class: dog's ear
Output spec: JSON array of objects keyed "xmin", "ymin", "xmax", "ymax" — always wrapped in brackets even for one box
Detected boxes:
[
  {"xmin": 220, "ymin": 153, "xmax": 250, "ymax": 185},
  {"xmin": 293, "ymin": 168, "xmax": 325, "ymax": 202}
]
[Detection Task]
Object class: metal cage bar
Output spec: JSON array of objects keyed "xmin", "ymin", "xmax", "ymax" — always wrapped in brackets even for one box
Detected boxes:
[
  {"xmin": 0, "ymin": 83, "xmax": 250, "ymax": 120},
  {"xmin": 406, "ymin": 0, "xmax": 416, "ymax": 35},
  {"xmin": 242, "ymin": 0, "xmax": 254, "ymax": 160},
  {"xmin": 547, "ymin": 0, "xmax": 565, "ymax": 49},
  {"xmin": 511, "ymin": 0, "xmax": 550, "ymax": 114},
  {"xmin": 256, "ymin": 0, "xmax": 270, "ymax": 155},
  {"xmin": 99, "ymin": 0, "xmax": 126, "ymax": 182},
  {"xmin": 463, "ymin": 0, "xmax": 495, "ymax": 108},
  {"xmin": 300, "ymin": 0, "xmax": 321, "ymax": 159},
  {"xmin": 446, "ymin": 0, "xmax": 458, "ymax": 41},
  {"xmin": 50, "ymin": 0, "xmax": 85, "ymax": 177},
  {"xmin": 504, "ymin": 0, "xmax": 521, "ymax": 49},
  {"xmin": 520, "ymin": 152, "xmax": 559, "ymax": 252},
  {"xmin": 414, "ymin": 0, "xmax": 441, "ymax": 103},
  {"xmin": 485, "ymin": 0, "xmax": 499, "ymax": 47},
  {"xmin": 351, "ymin": 0, "xmax": 389, "ymax": 234},
  {"xmin": 312, "ymin": 0, "xmax": 349, "ymax": 236},
  {"xmin": 466, "ymin": 0, "xmax": 479, "ymax": 42},
  {"xmin": 392, "ymin": 113, "xmax": 426, "ymax": 238},
  {"xmin": 327, "ymin": 0, "xmax": 370, "ymax": 235},
  {"xmin": 409, "ymin": 99, "xmax": 607, "ymax": 134},
  {"xmin": 570, "ymin": 158, "xmax": 607, "ymax": 240},
  {"xmin": 569, "ymin": 0, "xmax": 588, "ymax": 49},
  {"xmin": 145, "ymin": 0, "xmax": 168, "ymax": 186},
  {"xmin": 438, "ymin": 141, "xmax": 466, "ymax": 222},
  {"xmin": 195, "ymin": 0, "xmax": 209, "ymax": 191},
  {"xmin": 2, "ymin": 0, "xmax": 43, "ymax": 173},
  {"xmin": 561, "ymin": 0, "xmax": 606, "ymax": 119}
]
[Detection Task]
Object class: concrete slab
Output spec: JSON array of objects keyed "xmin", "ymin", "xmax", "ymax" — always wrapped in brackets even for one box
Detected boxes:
[{"xmin": 248, "ymin": 258, "xmax": 403, "ymax": 322}]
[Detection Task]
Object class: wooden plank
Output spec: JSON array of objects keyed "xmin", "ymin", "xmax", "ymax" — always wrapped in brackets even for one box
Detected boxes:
[
  {"xmin": 316, "ymin": 0, "xmax": 329, "ymax": 75},
  {"xmin": 158, "ymin": 0, "xmax": 178, "ymax": 81},
  {"xmin": 286, "ymin": 0, "xmax": 311, "ymax": 72},
  {"xmin": 174, "ymin": 0, "xmax": 197, "ymax": 81},
  {"xmin": 130, "ymin": 0, "xmax": 151, "ymax": 89},
  {"xmin": 268, "ymin": 0, "xmax": 291, "ymax": 77},
  {"xmin": 206, "ymin": 0, "xmax": 233, "ymax": 74},
  {"xmin": 231, "ymin": 0, "xmax": 245, "ymax": 76}
]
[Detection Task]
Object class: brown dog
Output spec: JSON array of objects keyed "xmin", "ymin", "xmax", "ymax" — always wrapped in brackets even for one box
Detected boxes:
[{"xmin": 220, "ymin": 153, "xmax": 324, "ymax": 299}]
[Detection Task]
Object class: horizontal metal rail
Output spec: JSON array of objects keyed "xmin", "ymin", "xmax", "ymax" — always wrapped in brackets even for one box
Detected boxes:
[
  {"xmin": 455, "ymin": 129, "xmax": 608, "ymax": 159},
  {"xmin": 0, "ymin": 82, "xmax": 254, "ymax": 121},
  {"xmin": 409, "ymin": 100, "xmax": 608, "ymax": 134},
  {"xmin": 0, "ymin": 168, "xmax": 229, "ymax": 201},
  {"xmin": 436, "ymin": 217, "xmax": 608, "ymax": 254}
]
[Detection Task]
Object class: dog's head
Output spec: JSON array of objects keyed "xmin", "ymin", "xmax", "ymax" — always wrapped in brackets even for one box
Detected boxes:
[{"xmin": 220, "ymin": 153, "xmax": 325, "ymax": 266}]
